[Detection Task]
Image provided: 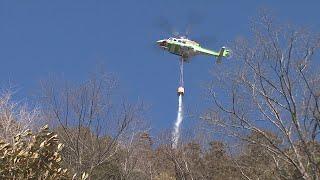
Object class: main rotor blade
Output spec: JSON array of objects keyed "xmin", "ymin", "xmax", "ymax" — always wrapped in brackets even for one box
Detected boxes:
[
  {"xmin": 184, "ymin": 11, "xmax": 204, "ymax": 38},
  {"xmin": 154, "ymin": 16, "xmax": 177, "ymax": 36},
  {"xmin": 194, "ymin": 35, "xmax": 218, "ymax": 47}
]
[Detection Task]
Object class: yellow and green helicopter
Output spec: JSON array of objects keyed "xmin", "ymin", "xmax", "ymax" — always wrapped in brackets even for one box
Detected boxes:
[{"xmin": 156, "ymin": 36, "xmax": 230, "ymax": 63}]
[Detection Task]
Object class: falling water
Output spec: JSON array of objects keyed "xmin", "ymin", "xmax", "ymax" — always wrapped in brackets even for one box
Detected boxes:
[{"xmin": 172, "ymin": 94, "xmax": 183, "ymax": 149}]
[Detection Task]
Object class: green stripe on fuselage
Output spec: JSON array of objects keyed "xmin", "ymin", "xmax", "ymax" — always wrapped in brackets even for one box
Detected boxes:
[
  {"xmin": 168, "ymin": 43, "xmax": 180, "ymax": 56},
  {"xmin": 174, "ymin": 44, "xmax": 180, "ymax": 54}
]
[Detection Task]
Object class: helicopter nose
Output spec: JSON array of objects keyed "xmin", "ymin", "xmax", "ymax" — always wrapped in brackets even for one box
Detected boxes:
[
  {"xmin": 156, "ymin": 40, "xmax": 163, "ymax": 45},
  {"xmin": 157, "ymin": 40, "xmax": 167, "ymax": 47}
]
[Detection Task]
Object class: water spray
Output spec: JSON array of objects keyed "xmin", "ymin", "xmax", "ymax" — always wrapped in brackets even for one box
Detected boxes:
[{"xmin": 172, "ymin": 94, "xmax": 183, "ymax": 149}]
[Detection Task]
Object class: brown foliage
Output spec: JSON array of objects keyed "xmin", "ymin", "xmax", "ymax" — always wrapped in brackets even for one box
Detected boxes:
[{"xmin": 0, "ymin": 125, "xmax": 71, "ymax": 179}]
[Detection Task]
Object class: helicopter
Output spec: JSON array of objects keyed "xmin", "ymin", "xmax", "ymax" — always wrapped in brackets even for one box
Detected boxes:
[
  {"xmin": 156, "ymin": 36, "xmax": 230, "ymax": 63},
  {"xmin": 156, "ymin": 35, "xmax": 231, "ymax": 96}
]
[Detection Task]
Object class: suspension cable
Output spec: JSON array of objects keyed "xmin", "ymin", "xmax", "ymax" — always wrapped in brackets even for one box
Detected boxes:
[{"xmin": 179, "ymin": 57, "xmax": 184, "ymax": 87}]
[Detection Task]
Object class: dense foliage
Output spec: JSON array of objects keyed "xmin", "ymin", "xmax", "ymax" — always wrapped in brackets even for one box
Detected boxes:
[{"xmin": 0, "ymin": 125, "xmax": 70, "ymax": 179}]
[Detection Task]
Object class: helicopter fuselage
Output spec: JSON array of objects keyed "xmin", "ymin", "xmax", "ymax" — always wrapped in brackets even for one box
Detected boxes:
[
  {"xmin": 156, "ymin": 37, "xmax": 230, "ymax": 61},
  {"xmin": 157, "ymin": 37, "xmax": 199, "ymax": 60}
]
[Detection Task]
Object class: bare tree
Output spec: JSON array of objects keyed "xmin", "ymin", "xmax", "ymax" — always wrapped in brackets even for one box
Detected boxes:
[
  {"xmin": 151, "ymin": 129, "xmax": 200, "ymax": 180},
  {"xmin": 203, "ymin": 11, "xmax": 320, "ymax": 180},
  {"xmin": 39, "ymin": 70, "xmax": 147, "ymax": 179},
  {"xmin": 0, "ymin": 89, "xmax": 40, "ymax": 142}
]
